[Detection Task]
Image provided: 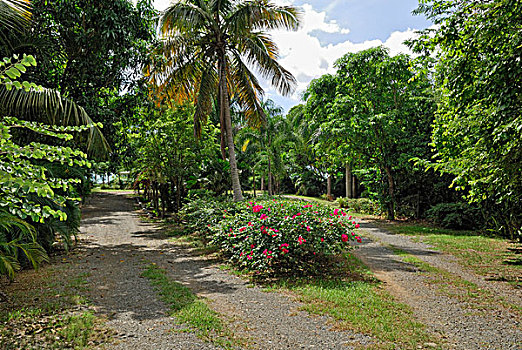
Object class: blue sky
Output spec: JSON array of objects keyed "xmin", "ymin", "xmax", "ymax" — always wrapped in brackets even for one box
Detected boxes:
[{"xmin": 153, "ymin": 0, "xmax": 431, "ymax": 112}]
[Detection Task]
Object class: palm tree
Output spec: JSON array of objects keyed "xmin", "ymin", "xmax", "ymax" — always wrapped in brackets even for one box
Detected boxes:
[{"xmin": 149, "ymin": 0, "xmax": 300, "ymax": 201}]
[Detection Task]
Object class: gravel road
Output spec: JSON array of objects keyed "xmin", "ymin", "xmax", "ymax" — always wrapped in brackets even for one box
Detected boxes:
[
  {"xmin": 354, "ymin": 221, "xmax": 521, "ymax": 350},
  {"xmin": 78, "ymin": 192, "xmax": 372, "ymax": 349}
]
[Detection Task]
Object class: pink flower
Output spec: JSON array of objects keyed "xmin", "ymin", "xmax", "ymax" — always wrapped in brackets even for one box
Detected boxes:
[
  {"xmin": 248, "ymin": 221, "xmax": 253, "ymax": 226},
  {"xmin": 298, "ymin": 236, "xmax": 306, "ymax": 245},
  {"xmin": 282, "ymin": 248, "xmax": 289, "ymax": 254},
  {"xmin": 334, "ymin": 209, "xmax": 339, "ymax": 215},
  {"xmin": 260, "ymin": 214, "xmax": 268, "ymax": 220},
  {"xmin": 306, "ymin": 226, "xmax": 311, "ymax": 232},
  {"xmin": 239, "ymin": 227, "xmax": 246, "ymax": 232},
  {"xmin": 303, "ymin": 204, "xmax": 313, "ymax": 208},
  {"xmin": 280, "ymin": 243, "xmax": 289, "ymax": 248},
  {"xmin": 296, "ymin": 212, "xmax": 302, "ymax": 216},
  {"xmin": 356, "ymin": 236, "xmax": 362, "ymax": 243},
  {"xmin": 355, "ymin": 223, "xmax": 360, "ymax": 229},
  {"xmin": 341, "ymin": 234, "xmax": 349, "ymax": 242},
  {"xmin": 263, "ymin": 249, "xmax": 268, "ymax": 255},
  {"xmin": 253, "ymin": 205, "xmax": 263, "ymax": 213},
  {"xmin": 270, "ymin": 228, "xmax": 279, "ymax": 232},
  {"xmin": 267, "ymin": 208, "xmax": 271, "ymax": 211},
  {"xmin": 251, "ymin": 244, "xmax": 255, "ymax": 248},
  {"xmin": 247, "ymin": 255, "xmax": 252, "ymax": 260}
]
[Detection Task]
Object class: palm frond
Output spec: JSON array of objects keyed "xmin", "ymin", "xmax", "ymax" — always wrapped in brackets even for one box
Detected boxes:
[
  {"xmin": 0, "ymin": 85, "xmax": 110, "ymax": 158},
  {"xmin": 194, "ymin": 66, "xmax": 218, "ymax": 137},
  {"xmin": 240, "ymin": 32, "xmax": 297, "ymax": 96},
  {"xmin": 229, "ymin": 52, "xmax": 266, "ymax": 127},
  {"xmin": 227, "ymin": 0, "xmax": 301, "ymax": 34},
  {"xmin": 0, "ymin": 0, "xmax": 31, "ymax": 31},
  {"xmin": 161, "ymin": 0, "xmax": 214, "ymax": 35},
  {"xmin": 13, "ymin": 241, "xmax": 48, "ymax": 270}
]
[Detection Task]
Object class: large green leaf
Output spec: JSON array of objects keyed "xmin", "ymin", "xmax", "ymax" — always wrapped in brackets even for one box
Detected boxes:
[{"xmin": 0, "ymin": 85, "xmax": 111, "ymax": 158}]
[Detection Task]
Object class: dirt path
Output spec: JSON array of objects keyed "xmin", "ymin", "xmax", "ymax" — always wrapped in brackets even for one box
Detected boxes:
[
  {"xmin": 354, "ymin": 221, "xmax": 521, "ymax": 349},
  {"xmin": 78, "ymin": 193, "xmax": 372, "ymax": 349}
]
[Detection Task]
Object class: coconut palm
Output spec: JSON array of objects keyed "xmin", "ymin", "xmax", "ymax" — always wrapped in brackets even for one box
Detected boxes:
[{"xmin": 149, "ymin": 0, "xmax": 300, "ymax": 201}]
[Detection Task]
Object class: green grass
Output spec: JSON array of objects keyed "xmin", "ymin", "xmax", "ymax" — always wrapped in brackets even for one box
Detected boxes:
[
  {"xmin": 141, "ymin": 263, "xmax": 245, "ymax": 349},
  {"xmin": 375, "ymin": 222, "xmax": 521, "ymax": 288},
  {"xmin": 265, "ymin": 254, "xmax": 437, "ymax": 350}
]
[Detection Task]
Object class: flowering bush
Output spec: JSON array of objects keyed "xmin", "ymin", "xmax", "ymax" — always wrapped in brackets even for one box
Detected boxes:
[{"xmin": 210, "ymin": 199, "xmax": 361, "ymax": 275}]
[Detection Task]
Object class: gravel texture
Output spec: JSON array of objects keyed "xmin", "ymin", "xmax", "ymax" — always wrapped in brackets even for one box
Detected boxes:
[
  {"xmin": 78, "ymin": 193, "xmax": 372, "ymax": 349},
  {"xmin": 354, "ymin": 221, "xmax": 522, "ymax": 350}
]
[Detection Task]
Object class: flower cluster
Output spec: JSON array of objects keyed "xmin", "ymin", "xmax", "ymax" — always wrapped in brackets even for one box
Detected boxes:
[{"xmin": 210, "ymin": 199, "xmax": 360, "ymax": 274}]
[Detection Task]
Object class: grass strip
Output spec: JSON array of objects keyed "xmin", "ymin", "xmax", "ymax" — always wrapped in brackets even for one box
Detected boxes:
[
  {"xmin": 141, "ymin": 263, "xmax": 244, "ymax": 349},
  {"xmin": 267, "ymin": 254, "xmax": 436, "ymax": 350}
]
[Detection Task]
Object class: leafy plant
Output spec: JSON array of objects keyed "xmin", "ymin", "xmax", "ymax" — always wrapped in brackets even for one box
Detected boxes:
[{"xmin": 209, "ymin": 198, "xmax": 361, "ymax": 275}]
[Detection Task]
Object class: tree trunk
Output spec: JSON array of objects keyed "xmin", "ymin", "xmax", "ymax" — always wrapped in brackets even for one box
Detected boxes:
[
  {"xmin": 253, "ymin": 172, "xmax": 256, "ymax": 197},
  {"xmin": 268, "ymin": 159, "xmax": 273, "ymax": 196},
  {"xmin": 346, "ymin": 163, "xmax": 352, "ymax": 198},
  {"xmin": 384, "ymin": 166, "xmax": 396, "ymax": 220},
  {"xmin": 352, "ymin": 175, "xmax": 357, "ymax": 198},
  {"xmin": 261, "ymin": 176, "xmax": 264, "ymax": 191},
  {"xmin": 327, "ymin": 174, "xmax": 332, "ymax": 200},
  {"xmin": 219, "ymin": 57, "xmax": 244, "ymax": 201}
]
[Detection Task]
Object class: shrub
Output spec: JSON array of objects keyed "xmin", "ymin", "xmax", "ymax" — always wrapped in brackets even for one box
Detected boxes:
[
  {"xmin": 426, "ymin": 202, "xmax": 481, "ymax": 230},
  {"xmin": 337, "ymin": 198, "xmax": 381, "ymax": 215},
  {"xmin": 210, "ymin": 199, "xmax": 361, "ymax": 275}
]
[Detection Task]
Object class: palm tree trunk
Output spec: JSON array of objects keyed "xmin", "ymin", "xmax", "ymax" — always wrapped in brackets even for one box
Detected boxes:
[
  {"xmin": 268, "ymin": 158, "xmax": 273, "ymax": 196},
  {"xmin": 219, "ymin": 58, "xmax": 244, "ymax": 201}
]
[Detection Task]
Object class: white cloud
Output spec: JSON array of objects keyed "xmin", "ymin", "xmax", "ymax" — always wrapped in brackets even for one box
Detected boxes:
[{"xmin": 267, "ymin": 4, "xmax": 420, "ymax": 103}]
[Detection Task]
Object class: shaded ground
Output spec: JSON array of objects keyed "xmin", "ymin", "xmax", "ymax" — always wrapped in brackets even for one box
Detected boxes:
[{"xmin": 78, "ymin": 192, "xmax": 372, "ymax": 349}]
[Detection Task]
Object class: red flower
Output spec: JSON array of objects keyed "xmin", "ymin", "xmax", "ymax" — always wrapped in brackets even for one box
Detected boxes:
[
  {"xmin": 260, "ymin": 214, "xmax": 268, "ymax": 220},
  {"xmin": 306, "ymin": 225, "xmax": 311, "ymax": 232},
  {"xmin": 355, "ymin": 223, "xmax": 360, "ymax": 229},
  {"xmin": 341, "ymin": 234, "xmax": 349, "ymax": 242},
  {"xmin": 253, "ymin": 205, "xmax": 263, "ymax": 213},
  {"xmin": 298, "ymin": 236, "xmax": 306, "ymax": 245},
  {"xmin": 320, "ymin": 237, "xmax": 324, "ymax": 242}
]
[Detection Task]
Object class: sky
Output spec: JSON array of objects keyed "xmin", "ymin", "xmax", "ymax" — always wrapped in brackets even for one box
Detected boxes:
[{"xmin": 153, "ymin": 0, "xmax": 432, "ymax": 112}]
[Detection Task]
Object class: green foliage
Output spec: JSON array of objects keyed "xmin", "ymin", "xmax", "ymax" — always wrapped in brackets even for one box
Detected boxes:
[
  {"xmin": 411, "ymin": 0, "xmax": 522, "ymax": 239},
  {"xmin": 151, "ymin": 0, "xmax": 301, "ymax": 201},
  {"xmin": 304, "ymin": 47, "xmax": 437, "ymax": 220},
  {"xmin": 128, "ymin": 103, "xmax": 221, "ymax": 214},
  {"xmin": 0, "ymin": 54, "xmax": 91, "ymax": 279},
  {"xmin": 207, "ymin": 199, "xmax": 360, "ymax": 275},
  {"xmin": 337, "ymin": 198, "xmax": 381, "ymax": 216},
  {"xmin": 425, "ymin": 202, "xmax": 480, "ymax": 230}
]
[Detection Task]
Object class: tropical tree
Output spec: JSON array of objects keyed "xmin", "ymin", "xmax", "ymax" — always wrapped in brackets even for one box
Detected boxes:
[
  {"xmin": 410, "ymin": 0, "xmax": 522, "ymax": 239},
  {"xmin": 149, "ymin": 0, "xmax": 301, "ymax": 201}
]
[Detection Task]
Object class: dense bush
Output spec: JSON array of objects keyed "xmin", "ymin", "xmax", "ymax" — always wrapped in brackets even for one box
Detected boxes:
[
  {"xmin": 337, "ymin": 198, "xmax": 381, "ymax": 216},
  {"xmin": 182, "ymin": 198, "xmax": 361, "ymax": 275},
  {"xmin": 425, "ymin": 202, "xmax": 481, "ymax": 230}
]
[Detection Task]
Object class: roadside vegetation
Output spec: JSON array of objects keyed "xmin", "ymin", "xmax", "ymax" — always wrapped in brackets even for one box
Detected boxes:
[{"xmin": 1, "ymin": 0, "xmax": 521, "ymax": 349}]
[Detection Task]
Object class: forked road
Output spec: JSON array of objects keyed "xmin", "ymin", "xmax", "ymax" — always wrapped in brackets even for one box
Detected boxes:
[
  {"xmin": 78, "ymin": 192, "xmax": 371, "ymax": 349},
  {"xmin": 78, "ymin": 193, "xmax": 521, "ymax": 349}
]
